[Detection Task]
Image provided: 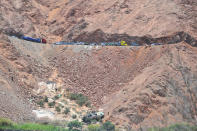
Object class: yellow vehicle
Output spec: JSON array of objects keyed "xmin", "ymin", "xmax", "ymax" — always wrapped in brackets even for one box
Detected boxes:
[{"xmin": 120, "ymin": 40, "xmax": 128, "ymax": 46}]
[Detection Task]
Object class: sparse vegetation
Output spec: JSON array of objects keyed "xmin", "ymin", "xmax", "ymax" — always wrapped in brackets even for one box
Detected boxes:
[
  {"xmin": 44, "ymin": 96, "xmax": 48, "ymax": 103},
  {"xmin": 102, "ymin": 121, "xmax": 115, "ymax": 131},
  {"xmin": 72, "ymin": 114, "xmax": 77, "ymax": 119},
  {"xmin": 62, "ymin": 100, "xmax": 68, "ymax": 105},
  {"xmin": 87, "ymin": 122, "xmax": 115, "ymax": 131},
  {"xmin": 0, "ymin": 118, "xmax": 14, "ymax": 127},
  {"xmin": 48, "ymin": 101, "xmax": 56, "ymax": 108},
  {"xmin": 88, "ymin": 124, "xmax": 101, "ymax": 131},
  {"xmin": 55, "ymin": 106, "xmax": 61, "ymax": 112},
  {"xmin": 54, "ymin": 94, "xmax": 62, "ymax": 100},
  {"xmin": 0, "ymin": 118, "xmax": 67, "ymax": 131},
  {"xmin": 63, "ymin": 94, "xmax": 66, "ymax": 98},
  {"xmin": 64, "ymin": 108, "xmax": 70, "ymax": 115},
  {"xmin": 85, "ymin": 101, "xmax": 91, "ymax": 107},
  {"xmin": 66, "ymin": 88, "xmax": 71, "ymax": 92},
  {"xmin": 148, "ymin": 123, "xmax": 197, "ymax": 131},
  {"xmin": 68, "ymin": 93, "xmax": 90, "ymax": 107},
  {"xmin": 82, "ymin": 116, "xmax": 92, "ymax": 124},
  {"xmin": 91, "ymin": 119, "xmax": 98, "ymax": 124},
  {"xmin": 58, "ymin": 103, "xmax": 64, "ymax": 108},
  {"xmin": 69, "ymin": 93, "xmax": 80, "ymax": 100},
  {"xmin": 67, "ymin": 120, "xmax": 82, "ymax": 131},
  {"xmin": 37, "ymin": 100, "xmax": 44, "ymax": 107}
]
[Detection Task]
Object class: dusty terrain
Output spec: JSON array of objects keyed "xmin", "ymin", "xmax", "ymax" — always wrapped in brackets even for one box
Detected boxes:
[
  {"xmin": 0, "ymin": 35, "xmax": 196, "ymax": 130},
  {"xmin": 0, "ymin": 0, "xmax": 197, "ymax": 130},
  {"xmin": 0, "ymin": 0, "xmax": 197, "ymax": 42},
  {"xmin": 102, "ymin": 43, "xmax": 197, "ymax": 129}
]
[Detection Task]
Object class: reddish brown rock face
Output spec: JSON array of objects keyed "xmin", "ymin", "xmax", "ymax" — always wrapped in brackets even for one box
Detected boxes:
[
  {"xmin": 0, "ymin": 0, "xmax": 196, "ymax": 42},
  {"xmin": 0, "ymin": 0, "xmax": 196, "ymax": 130}
]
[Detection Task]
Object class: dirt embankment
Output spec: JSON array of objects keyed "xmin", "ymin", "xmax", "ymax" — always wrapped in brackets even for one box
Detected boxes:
[
  {"xmin": 0, "ymin": 34, "xmax": 51, "ymax": 122},
  {"xmin": 49, "ymin": 45, "xmax": 161, "ymax": 106}
]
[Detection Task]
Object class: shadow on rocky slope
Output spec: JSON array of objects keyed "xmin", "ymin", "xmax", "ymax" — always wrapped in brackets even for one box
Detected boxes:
[{"xmin": 74, "ymin": 29, "xmax": 197, "ymax": 46}]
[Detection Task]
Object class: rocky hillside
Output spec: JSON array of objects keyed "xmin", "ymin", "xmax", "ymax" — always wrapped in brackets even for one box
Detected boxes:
[
  {"xmin": 0, "ymin": 0, "xmax": 196, "ymax": 130},
  {"xmin": 0, "ymin": 35, "xmax": 196, "ymax": 130},
  {"xmin": 0, "ymin": 0, "xmax": 196, "ymax": 42},
  {"xmin": 102, "ymin": 43, "xmax": 197, "ymax": 129}
]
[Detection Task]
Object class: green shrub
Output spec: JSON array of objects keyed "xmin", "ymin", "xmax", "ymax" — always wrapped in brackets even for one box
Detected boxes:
[
  {"xmin": 68, "ymin": 93, "xmax": 90, "ymax": 107},
  {"xmin": 148, "ymin": 123, "xmax": 197, "ymax": 131},
  {"xmin": 102, "ymin": 121, "xmax": 115, "ymax": 131},
  {"xmin": 54, "ymin": 94, "xmax": 61, "ymax": 100},
  {"xmin": 60, "ymin": 105, "xmax": 64, "ymax": 108},
  {"xmin": 48, "ymin": 101, "xmax": 55, "ymax": 108},
  {"xmin": 82, "ymin": 116, "xmax": 92, "ymax": 124},
  {"xmin": 0, "ymin": 118, "xmax": 14, "ymax": 127},
  {"xmin": 44, "ymin": 96, "xmax": 48, "ymax": 103},
  {"xmin": 85, "ymin": 101, "xmax": 91, "ymax": 107},
  {"xmin": 72, "ymin": 115, "xmax": 77, "ymax": 119},
  {"xmin": 0, "ymin": 118, "xmax": 68, "ymax": 131},
  {"xmin": 64, "ymin": 108, "xmax": 70, "ymax": 115},
  {"xmin": 76, "ymin": 95, "xmax": 88, "ymax": 106},
  {"xmin": 66, "ymin": 88, "xmax": 70, "ymax": 92},
  {"xmin": 0, "ymin": 120, "xmax": 68, "ymax": 131},
  {"xmin": 37, "ymin": 100, "xmax": 44, "ymax": 107},
  {"xmin": 58, "ymin": 103, "xmax": 64, "ymax": 108},
  {"xmin": 67, "ymin": 120, "xmax": 82, "ymax": 131},
  {"xmin": 69, "ymin": 93, "xmax": 79, "ymax": 100},
  {"xmin": 55, "ymin": 106, "xmax": 61, "ymax": 112},
  {"xmin": 88, "ymin": 124, "xmax": 101, "ymax": 131},
  {"xmin": 15, "ymin": 123, "xmax": 66, "ymax": 131},
  {"xmin": 168, "ymin": 124, "xmax": 197, "ymax": 131},
  {"xmin": 91, "ymin": 119, "xmax": 98, "ymax": 124}
]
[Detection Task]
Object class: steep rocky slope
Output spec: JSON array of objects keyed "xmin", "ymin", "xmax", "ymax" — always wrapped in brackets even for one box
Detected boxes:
[
  {"xmin": 0, "ymin": 34, "xmax": 52, "ymax": 121},
  {"xmin": 102, "ymin": 43, "xmax": 197, "ymax": 129},
  {"xmin": 0, "ymin": 0, "xmax": 197, "ymax": 130},
  {"xmin": 0, "ymin": 36, "xmax": 196, "ymax": 130},
  {"xmin": 0, "ymin": 0, "xmax": 196, "ymax": 42}
]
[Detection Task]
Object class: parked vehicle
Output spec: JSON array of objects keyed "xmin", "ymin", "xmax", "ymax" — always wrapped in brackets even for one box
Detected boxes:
[
  {"xmin": 151, "ymin": 43, "xmax": 162, "ymax": 46},
  {"xmin": 21, "ymin": 36, "xmax": 47, "ymax": 44},
  {"xmin": 82, "ymin": 111, "xmax": 104, "ymax": 123},
  {"xmin": 120, "ymin": 40, "xmax": 128, "ymax": 46},
  {"xmin": 54, "ymin": 41, "xmax": 75, "ymax": 45},
  {"xmin": 101, "ymin": 42, "xmax": 121, "ymax": 46},
  {"xmin": 131, "ymin": 42, "xmax": 140, "ymax": 46}
]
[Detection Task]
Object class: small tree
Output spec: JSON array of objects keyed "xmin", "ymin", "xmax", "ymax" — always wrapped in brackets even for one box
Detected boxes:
[
  {"xmin": 85, "ymin": 101, "xmax": 91, "ymax": 107},
  {"xmin": 76, "ymin": 97, "xmax": 88, "ymax": 107},
  {"xmin": 54, "ymin": 94, "xmax": 61, "ymax": 100},
  {"xmin": 64, "ymin": 108, "xmax": 70, "ymax": 115},
  {"xmin": 55, "ymin": 106, "xmax": 61, "ymax": 112},
  {"xmin": 69, "ymin": 93, "xmax": 79, "ymax": 100},
  {"xmin": 72, "ymin": 114, "xmax": 77, "ymax": 119},
  {"xmin": 44, "ymin": 96, "xmax": 48, "ymax": 103},
  {"xmin": 48, "ymin": 101, "xmax": 55, "ymax": 108},
  {"xmin": 67, "ymin": 120, "xmax": 82, "ymax": 131},
  {"xmin": 69, "ymin": 93, "xmax": 89, "ymax": 106},
  {"xmin": 37, "ymin": 100, "xmax": 44, "ymax": 107},
  {"xmin": 82, "ymin": 116, "xmax": 91, "ymax": 124},
  {"xmin": 88, "ymin": 124, "xmax": 101, "ymax": 131},
  {"xmin": 102, "ymin": 121, "xmax": 115, "ymax": 131}
]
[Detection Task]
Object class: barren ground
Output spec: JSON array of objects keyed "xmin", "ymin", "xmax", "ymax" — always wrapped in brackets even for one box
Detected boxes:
[{"xmin": 0, "ymin": 0, "xmax": 196, "ymax": 130}]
